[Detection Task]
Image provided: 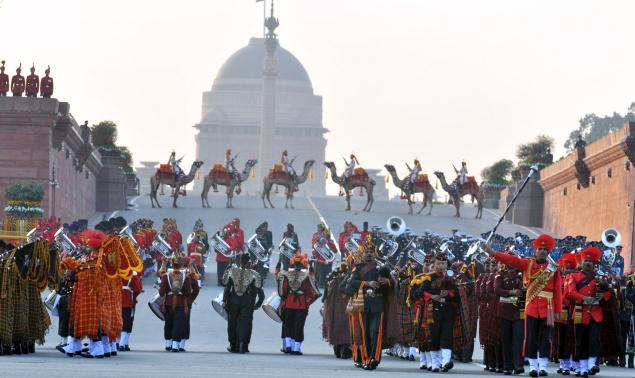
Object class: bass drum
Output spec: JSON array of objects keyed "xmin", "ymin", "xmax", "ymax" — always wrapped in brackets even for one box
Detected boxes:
[
  {"xmin": 262, "ymin": 291, "xmax": 282, "ymax": 323},
  {"xmin": 148, "ymin": 293, "xmax": 165, "ymax": 321},
  {"xmin": 211, "ymin": 291, "xmax": 228, "ymax": 320}
]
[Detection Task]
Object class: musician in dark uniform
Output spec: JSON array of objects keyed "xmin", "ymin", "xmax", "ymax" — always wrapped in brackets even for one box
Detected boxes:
[
  {"xmin": 159, "ymin": 256, "xmax": 194, "ymax": 352},
  {"xmin": 278, "ymin": 251, "xmax": 320, "ymax": 355},
  {"xmin": 495, "ymin": 255, "xmax": 526, "ymax": 375},
  {"xmin": 276, "ymin": 224, "xmax": 299, "ymax": 273},
  {"xmin": 344, "ymin": 245, "xmax": 392, "ymax": 370},
  {"xmin": 312, "ymin": 223, "xmax": 336, "ymax": 288},
  {"xmin": 255, "ymin": 221, "xmax": 273, "ymax": 280},
  {"xmin": 222, "ymin": 253, "xmax": 265, "ymax": 354},
  {"xmin": 565, "ymin": 247, "xmax": 612, "ymax": 377},
  {"xmin": 55, "ymin": 268, "xmax": 75, "ymax": 355},
  {"xmin": 411, "ymin": 252, "xmax": 458, "ymax": 372}
]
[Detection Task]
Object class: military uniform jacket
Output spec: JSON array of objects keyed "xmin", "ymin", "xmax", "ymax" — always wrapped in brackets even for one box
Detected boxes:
[
  {"xmin": 345, "ymin": 262, "xmax": 391, "ymax": 313},
  {"xmin": 278, "ymin": 269, "xmax": 320, "ymax": 310},
  {"xmin": 418, "ymin": 272, "xmax": 458, "ymax": 319},
  {"xmin": 565, "ymin": 271, "xmax": 611, "ymax": 324},
  {"xmin": 494, "ymin": 269, "xmax": 524, "ymax": 321},
  {"xmin": 223, "ymin": 266, "xmax": 265, "ymax": 307}
]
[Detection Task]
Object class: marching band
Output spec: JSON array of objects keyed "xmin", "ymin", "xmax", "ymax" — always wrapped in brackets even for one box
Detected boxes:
[{"xmin": 0, "ymin": 213, "xmax": 634, "ymax": 377}]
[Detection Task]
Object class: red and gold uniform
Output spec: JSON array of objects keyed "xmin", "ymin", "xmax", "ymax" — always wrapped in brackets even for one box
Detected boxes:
[
  {"xmin": 493, "ymin": 234, "xmax": 563, "ymax": 374},
  {"xmin": 565, "ymin": 247, "xmax": 611, "ymax": 374},
  {"xmin": 278, "ymin": 252, "xmax": 320, "ymax": 355}
]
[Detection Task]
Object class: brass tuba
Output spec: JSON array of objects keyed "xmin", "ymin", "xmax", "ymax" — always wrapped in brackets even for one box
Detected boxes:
[
  {"xmin": 601, "ymin": 228, "xmax": 621, "ymax": 249},
  {"xmin": 344, "ymin": 233, "xmax": 361, "ymax": 254},
  {"xmin": 278, "ymin": 237, "xmax": 297, "ymax": 260},
  {"xmin": 151, "ymin": 234, "xmax": 173, "ymax": 259},
  {"xmin": 210, "ymin": 233, "xmax": 233, "ymax": 258},
  {"xmin": 54, "ymin": 227, "xmax": 77, "ymax": 253},
  {"xmin": 386, "ymin": 216, "xmax": 406, "ymax": 237},
  {"xmin": 312, "ymin": 236, "xmax": 336, "ymax": 263},
  {"xmin": 247, "ymin": 234, "xmax": 269, "ymax": 262}
]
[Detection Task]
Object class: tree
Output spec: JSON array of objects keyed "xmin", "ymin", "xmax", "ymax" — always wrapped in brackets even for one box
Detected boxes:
[
  {"xmin": 91, "ymin": 120, "xmax": 118, "ymax": 147},
  {"xmin": 563, "ymin": 102, "xmax": 635, "ymax": 151},
  {"xmin": 516, "ymin": 135, "xmax": 554, "ymax": 165},
  {"xmin": 481, "ymin": 159, "xmax": 514, "ymax": 185}
]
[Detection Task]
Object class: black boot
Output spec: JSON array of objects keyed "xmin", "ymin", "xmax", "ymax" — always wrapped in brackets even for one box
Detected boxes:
[
  {"xmin": 28, "ymin": 342, "xmax": 35, "ymax": 354},
  {"xmin": 628, "ymin": 354, "xmax": 634, "ymax": 368}
]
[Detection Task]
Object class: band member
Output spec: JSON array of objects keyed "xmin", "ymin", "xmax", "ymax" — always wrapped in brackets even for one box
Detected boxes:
[
  {"xmin": 25, "ymin": 64, "xmax": 39, "ymax": 98},
  {"xmin": 40, "ymin": 65, "xmax": 54, "ymax": 98},
  {"xmin": 312, "ymin": 223, "xmax": 337, "ymax": 288},
  {"xmin": 276, "ymin": 223, "xmax": 299, "ymax": 274},
  {"xmin": 0, "ymin": 61, "xmax": 9, "ymax": 96},
  {"xmin": 223, "ymin": 253, "xmax": 265, "ymax": 354},
  {"xmin": 254, "ymin": 221, "xmax": 273, "ymax": 280},
  {"xmin": 555, "ymin": 253, "xmax": 577, "ymax": 375},
  {"xmin": 477, "ymin": 259, "xmax": 493, "ymax": 370},
  {"xmin": 215, "ymin": 225, "xmax": 233, "ymax": 286},
  {"xmin": 338, "ymin": 221, "xmax": 359, "ymax": 260},
  {"xmin": 119, "ymin": 272, "xmax": 143, "ymax": 351},
  {"xmin": 159, "ymin": 255, "xmax": 194, "ymax": 352},
  {"xmin": 181, "ymin": 260, "xmax": 200, "ymax": 352},
  {"xmin": 322, "ymin": 262, "xmax": 352, "ymax": 359},
  {"xmin": 342, "ymin": 153, "xmax": 359, "ymax": 193},
  {"xmin": 278, "ymin": 251, "xmax": 320, "ymax": 355},
  {"xmin": 167, "ymin": 151, "xmax": 183, "ymax": 182},
  {"xmin": 11, "ymin": 63, "xmax": 25, "ymax": 97},
  {"xmin": 344, "ymin": 245, "xmax": 393, "ymax": 370},
  {"xmin": 565, "ymin": 247, "xmax": 612, "ymax": 377},
  {"xmin": 281, "ymin": 150, "xmax": 295, "ymax": 177},
  {"xmin": 188, "ymin": 219, "xmax": 209, "ymax": 284},
  {"xmin": 613, "ymin": 246, "xmax": 625, "ymax": 278},
  {"xmin": 483, "ymin": 234, "xmax": 563, "ymax": 377},
  {"xmin": 486, "ymin": 259, "xmax": 503, "ymax": 372},
  {"xmin": 411, "ymin": 252, "xmax": 458, "ymax": 372},
  {"xmin": 495, "ymin": 256, "xmax": 525, "ymax": 375}
]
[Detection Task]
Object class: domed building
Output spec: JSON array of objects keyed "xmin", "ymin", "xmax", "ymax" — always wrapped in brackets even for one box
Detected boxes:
[{"xmin": 194, "ymin": 37, "xmax": 326, "ymax": 195}]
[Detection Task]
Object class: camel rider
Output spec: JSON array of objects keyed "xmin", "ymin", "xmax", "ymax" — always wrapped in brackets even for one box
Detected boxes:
[
  {"xmin": 458, "ymin": 161, "xmax": 468, "ymax": 187},
  {"xmin": 168, "ymin": 151, "xmax": 183, "ymax": 182},
  {"xmin": 225, "ymin": 149, "xmax": 238, "ymax": 178},
  {"xmin": 343, "ymin": 154, "xmax": 359, "ymax": 193},
  {"xmin": 281, "ymin": 150, "xmax": 296, "ymax": 178},
  {"xmin": 408, "ymin": 159, "xmax": 422, "ymax": 194}
]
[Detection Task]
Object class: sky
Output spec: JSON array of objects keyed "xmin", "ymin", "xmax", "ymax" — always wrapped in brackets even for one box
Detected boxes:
[{"xmin": 1, "ymin": 0, "xmax": 634, "ymax": 195}]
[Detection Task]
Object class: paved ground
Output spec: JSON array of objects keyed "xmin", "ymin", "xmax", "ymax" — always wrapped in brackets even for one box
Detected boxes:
[{"xmin": 1, "ymin": 194, "xmax": 631, "ymax": 377}]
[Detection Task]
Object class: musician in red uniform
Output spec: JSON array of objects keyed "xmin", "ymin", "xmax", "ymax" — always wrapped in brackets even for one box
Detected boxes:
[
  {"xmin": 495, "ymin": 255, "xmax": 526, "ymax": 375},
  {"xmin": 181, "ymin": 261, "xmax": 200, "ymax": 352},
  {"xmin": 278, "ymin": 251, "xmax": 320, "ymax": 355},
  {"xmin": 118, "ymin": 272, "xmax": 143, "ymax": 351},
  {"xmin": 25, "ymin": 64, "xmax": 39, "ymax": 97},
  {"xmin": 10, "ymin": 63, "xmax": 25, "ymax": 97},
  {"xmin": 565, "ymin": 247, "xmax": 612, "ymax": 377},
  {"xmin": 40, "ymin": 65, "xmax": 54, "ymax": 98},
  {"xmin": 338, "ymin": 221, "xmax": 359, "ymax": 260},
  {"xmin": 0, "ymin": 60, "xmax": 9, "ymax": 96},
  {"xmin": 312, "ymin": 223, "xmax": 336, "ymax": 288},
  {"xmin": 484, "ymin": 234, "xmax": 563, "ymax": 377},
  {"xmin": 215, "ymin": 225, "xmax": 233, "ymax": 286},
  {"xmin": 555, "ymin": 253, "xmax": 577, "ymax": 375},
  {"xmin": 159, "ymin": 256, "xmax": 194, "ymax": 352}
]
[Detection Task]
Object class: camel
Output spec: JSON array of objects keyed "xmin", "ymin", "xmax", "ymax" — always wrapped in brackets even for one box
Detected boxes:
[
  {"xmin": 150, "ymin": 161, "xmax": 204, "ymax": 208},
  {"xmin": 433, "ymin": 171, "xmax": 483, "ymax": 218},
  {"xmin": 384, "ymin": 164, "xmax": 435, "ymax": 215},
  {"xmin": 200, "ymin": 159, "xmax": 257, "ymax": 208},
  {"xmin": 324, "ymin": 162, "xmax": 374, "ymax": 212},
  {"xmin": 262, "ymin": 160, "xmax": 315, "ymax": 209}
]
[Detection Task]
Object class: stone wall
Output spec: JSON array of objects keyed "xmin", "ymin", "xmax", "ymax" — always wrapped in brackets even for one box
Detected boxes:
[
  {"xmin": 540, "ymin": 122, "xmax": 635, "ymax": 269},
  {"xmin": 0, "ymin": 97, "xmax": 127, "ymax": 223}
]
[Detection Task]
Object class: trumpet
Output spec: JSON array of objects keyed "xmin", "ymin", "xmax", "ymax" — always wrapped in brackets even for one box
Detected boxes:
[
  {"xmin": 312, "ymin": 236, "xmax": 336, "ymax": 263},
  {"xmin": 278, "ymin": 237, "xmax": 297, "ymax": 260},
  {"xmin": 54, "ymin": 227, "xmax": 77, "ymax": 253},
  {"xmin": 119, "ymin": 225, "xmax": 139, "ymax": 248},
  {"xmin": 210, "ymin": 233, "xmax": 233, "ymax": 258},
  {"xmin": 247, "ymin": 234, "xmax": 269, "ymax": 262},
  {"xmin": 151, "ymin": 234, "xmax": 173, "ymax": 259}
]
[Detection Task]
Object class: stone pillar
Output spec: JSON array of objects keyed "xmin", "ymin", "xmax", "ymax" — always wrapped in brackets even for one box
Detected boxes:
[
  {"xmin": 366, "ymin": 168, "xmax": 389, "ymax": 200},
  {"xmin": 481, "ymin": 184, "xmax": 505, "ymax": 209},
  {"xmin": 96, "ymin": 154, "xmax": 127, "ymax": 212},
  {"xmin": 136, "ymin": 161, "xmax": 159, "ymax": 195},
  {"xmin": 257, "ymin": 15, "xmax": 279, "ymax": 188},
  {"xmin": 510, "ymin": 166, "xmax": 544, "ymax": 228}
]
